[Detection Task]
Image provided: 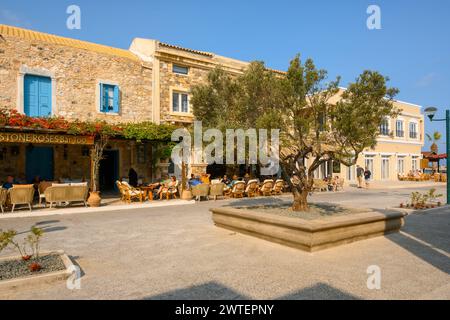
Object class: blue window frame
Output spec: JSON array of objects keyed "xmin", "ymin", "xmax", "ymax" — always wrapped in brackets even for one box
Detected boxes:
[
  {"xmin": 24, "ymin": 75, "xmax": 52, "ymax": 117},
  {"xmin": 100, "ymin": 83, "xmax": 119, "ymax": 113},
  {"xmin": 173, "ymin": 64, "xmax": 189, "ymax": 75}
]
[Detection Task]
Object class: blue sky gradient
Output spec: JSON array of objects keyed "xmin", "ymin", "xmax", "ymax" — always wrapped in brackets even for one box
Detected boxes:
[{"xmin": 1, "ymin": 0, "xmax": 449, "ymax": 151}]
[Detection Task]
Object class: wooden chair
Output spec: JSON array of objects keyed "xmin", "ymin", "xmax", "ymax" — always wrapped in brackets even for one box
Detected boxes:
[
  {"xmin": 121, "ymin": 181, "xmax": 144, "ymax": 203},
  {"xmin": 245, "ymin": 180, "xmax": 259, "ymax": 198},
  {"xmin": 0, "ymin": 188, "xmax": 7, "ymax": 213},
  {"xmin": 116, "ymin": 181, "xmax": 125, "ymax": 201},
  {"xmin": 259, "ymin": 180, "xmax": 274, "ymax": 196},
  {"xmin": 231, "ymin": 181, "xmax": 246, "ymax": 198},
  {"xmin": 271, "ymin": 179, "xmax": 284, "ymax": 195},
  {"xmin": 9, "ymin": 185, "xmax": 35, "ymax": 212}
]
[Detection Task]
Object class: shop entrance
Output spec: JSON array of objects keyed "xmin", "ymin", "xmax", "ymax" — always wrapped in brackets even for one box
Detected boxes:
[
  {"xmin": 99, "ymin": 150, "xmax": 119, "ymax": 191},
  {"xmin": 26, "ymin": 146, "xmax": 54, "ymax": 182}
]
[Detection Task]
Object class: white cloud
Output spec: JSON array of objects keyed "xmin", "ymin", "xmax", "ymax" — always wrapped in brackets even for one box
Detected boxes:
[{"xmin": 416, "ymin": 72, "xmax": 438, "ymax": 88}]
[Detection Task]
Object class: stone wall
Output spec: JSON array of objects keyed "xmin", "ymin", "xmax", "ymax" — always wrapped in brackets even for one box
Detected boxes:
[
  {"xmin": 159, "ymin": 60, "xmax": 209, "ymax": 124},
  {"xmin": 0, "ymin": 34, "xmax": 153, "ymax": 123}
]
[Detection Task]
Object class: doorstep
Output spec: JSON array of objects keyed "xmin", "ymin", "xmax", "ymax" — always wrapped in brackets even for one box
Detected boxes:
[{"xmin": 0, "ymin": 199, "xmax": 196, "ymax": 219}]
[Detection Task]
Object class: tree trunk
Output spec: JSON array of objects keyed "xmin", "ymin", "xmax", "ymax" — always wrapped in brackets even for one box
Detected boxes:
[{"xmin": 292, "ymin": 189, "xmax": 309, "ymax": 212}]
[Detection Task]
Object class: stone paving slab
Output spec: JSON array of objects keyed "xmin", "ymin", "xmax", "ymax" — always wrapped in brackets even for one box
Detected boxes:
[{"xmin": 0, "ymin": 186, "xmax": 448, "ymax": 300}]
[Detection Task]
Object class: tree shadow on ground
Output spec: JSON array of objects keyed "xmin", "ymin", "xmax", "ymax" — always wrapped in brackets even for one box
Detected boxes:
[
  {"xmin": 143, "ymin": 281, "xmax": 360, "ymax": 300},
  {"xmin": 384, "ymin": 210, "xmax": 450, "ymax": 275}
]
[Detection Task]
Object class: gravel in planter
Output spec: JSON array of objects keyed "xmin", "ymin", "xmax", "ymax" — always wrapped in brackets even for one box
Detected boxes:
[
  {"xmin": 237, "ymin": 202, "xmax": 363, "ymax": 220},
  {"xmin": 0, "ymin": 254, "xmax": 66, "ymax": 281}
]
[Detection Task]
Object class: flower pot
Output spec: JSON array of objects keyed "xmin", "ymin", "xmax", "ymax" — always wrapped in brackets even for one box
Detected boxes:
[
  {"xmin": 88, "ymin": 191, "xmax": 102, "ymax": 207},
  {"xmin": 22, "ymin": 255, "xmax": 32, "ymax": 261},
  {"xmin": 181, "ymin": 190, "xmax": 193, "ymax": 200},
  {"xmin": 399, "ymin": 203, "xmax": 404, "ymax": 208}
]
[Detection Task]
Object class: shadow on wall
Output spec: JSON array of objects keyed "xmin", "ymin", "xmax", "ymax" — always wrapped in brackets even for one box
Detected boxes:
[{"xmin": 143, "ymin": 281, "xmax": 360, "ymax": 300}]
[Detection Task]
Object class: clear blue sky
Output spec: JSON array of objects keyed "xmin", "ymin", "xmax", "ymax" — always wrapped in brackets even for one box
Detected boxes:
[{"xmin": 1, "ymin": 0, "xmax": 449, "ymax": 151}]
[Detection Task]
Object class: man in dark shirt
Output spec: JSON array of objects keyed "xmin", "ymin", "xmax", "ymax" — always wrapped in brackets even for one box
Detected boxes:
[
  {"xmin": 2, "ymin": 175, "xmax": 14, "ymax": 190},
  {"xmin": 128, "ymin": 168, "xmax": 138, "ymax": 187}
]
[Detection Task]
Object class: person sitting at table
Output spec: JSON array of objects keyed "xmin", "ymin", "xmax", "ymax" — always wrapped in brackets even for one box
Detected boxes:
[
  {"xmin": 200, "ymin": 173, "xmax": 211, "ymax": 185},
  {"xmin": 2, "ymin": 175, "xmax": 15, "ymax": 190},
  {"xmin": 159, "ymin": 176, "xmax": 178, "ymax": 200},
  {"xmin": 221, "ymin": 175, "xmax": 232, "ymax": 187},
  {"xmin": 190, "ymin": 176, "xmax": 202, "ymax": 188}
]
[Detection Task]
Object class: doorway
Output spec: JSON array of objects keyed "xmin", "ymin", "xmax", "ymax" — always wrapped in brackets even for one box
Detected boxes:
[
  {"xmin": 99, "ymin": 150, "xmax": 119, "ymax": 191},
  {"xmin": 26, "ymin": 146, "xmax": 54, "ymax": 183}
]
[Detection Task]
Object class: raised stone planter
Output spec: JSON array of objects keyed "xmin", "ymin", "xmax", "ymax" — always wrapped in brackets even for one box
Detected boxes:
[
  {"xmin": 0, "ymin": 250, "xmax": 75, "ymax": 290},
  {"xmin": 211, "ymin": 207, "xmax": 406, "ymax": 252}
]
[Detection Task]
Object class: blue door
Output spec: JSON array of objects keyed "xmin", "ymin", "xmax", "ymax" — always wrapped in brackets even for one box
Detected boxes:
[
  {"xmin": 26, "ymin": 147, "xmax": 54, "ymax": 182},
  {"xmin": 24, "ymin": 75, "xmax": 52, "ymax": 117}
]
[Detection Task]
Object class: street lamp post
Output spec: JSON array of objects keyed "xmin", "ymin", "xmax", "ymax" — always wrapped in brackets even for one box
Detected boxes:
[{"xmin": 424, "ymin": 107, "xmax": 450, "ymax": 205}]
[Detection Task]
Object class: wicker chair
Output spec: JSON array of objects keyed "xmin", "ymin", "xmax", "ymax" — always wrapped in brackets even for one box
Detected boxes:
[
  {"xmin": 245, "ymin": 180, "xmax": 259, "ymax": 198},
  {"xmin": 121, "ymin": 181, "xmax": 144, "ymax": 203},
  {"xmin": 313, "ymin": 179, "xmax": 328, "ymax": 192},
  {"xmin": 0, "ymin": 188, "xmax": 7, "ymax": 213},
  {"xmin": 231, "ymin": 181, "xmax": 246, "ymax": 198},
  {"xmin": 271, "ymin": 179, "xmax": 284, "ymax": 195},
  {"xmin": 38, "ymin": 181, "xmax": 53, "ymax": 207},
  {"xmin": 259, "ymin": 180, "xmax": 274, "ymax": 196},
  {"xmin": 44, "ymin": 184, "xmax": 89, "ymax": 208},
  {"xmin": 9, "ymin": 185, "xmax": 35, "ymax": 213},
  {"xmin": 160, "ymin": 181, "xmax": 180, "ymax": 200},
  {"xmin": 192, "ymin": 184, "xmax": 210, "ymax": 202},
  {"xmin": 209, "ymin": 183, "xmax": 225, "ymax": 200}
]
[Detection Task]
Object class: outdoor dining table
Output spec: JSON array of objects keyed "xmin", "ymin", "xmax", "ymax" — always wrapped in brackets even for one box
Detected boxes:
[{"xmin": 138, "ymin": 185, "xmax": 157, "ymax": 201}]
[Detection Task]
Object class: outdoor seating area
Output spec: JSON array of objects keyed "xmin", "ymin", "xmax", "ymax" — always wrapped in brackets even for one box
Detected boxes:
[
  {"xmin": 398, "ymin": 170, "xmax": 447, "ymax": 182},
  {"xmin": 0, "ymin": 181, "xmax": 89, "ymax": 213},
  {"xmin": 114, "ymin": 174, "xmax": 290, "ymax": 204},
  {"xmin": 312, "ymin": 177, "xmax": 345, "ymax": 192}
]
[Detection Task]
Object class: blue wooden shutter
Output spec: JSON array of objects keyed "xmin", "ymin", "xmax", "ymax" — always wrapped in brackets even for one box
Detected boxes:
[
  {"xmin": 113, "ymin": 85, "xmax": 119, "ymax": 113},
  {"xmin": 38, "ymin": 77, "xmax": 52, "ymax": 117},
  {"xmin": 100, "ymin": 83, "xmax": 105, "ymax": 112},
  {"xmin": 24, "ymin": 75, "xmax": 39, "ymax": 117}
]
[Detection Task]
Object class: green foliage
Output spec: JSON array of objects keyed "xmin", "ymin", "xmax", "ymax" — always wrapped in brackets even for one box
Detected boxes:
[
  {"xmin": 122, "ymin": 122, "xmax": 177, "ymax": 142},
  {"xmin": 409, "ymin": 188, "xmax": 443, "ymax": 208},
  {"xmin": 191, "ymin": 54, "xmax": 399, "ymax": 210},
  {"xmin": 26, "ymin": 227, "xmax": 44, "ymax": 259},
  {"xmin": 0, "ymin": 227, "xmax": 45, "ymax": 259}
]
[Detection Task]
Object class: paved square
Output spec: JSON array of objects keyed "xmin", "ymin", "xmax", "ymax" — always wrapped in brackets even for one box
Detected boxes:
[{"xmin": 0, "ymin": 186, "xmax": 449, "ymax": 300}]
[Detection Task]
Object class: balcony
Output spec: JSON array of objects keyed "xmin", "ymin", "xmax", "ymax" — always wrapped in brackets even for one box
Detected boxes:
[{"xmin": 409, "ymin": 132, "xmax": 418, "ymax": 139}]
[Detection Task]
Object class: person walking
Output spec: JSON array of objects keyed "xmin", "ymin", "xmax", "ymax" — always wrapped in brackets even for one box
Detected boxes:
[
  {"xmin": 356, "ymin": 165, "xmax": 364, "ymax": 188},
  {"xmin": 364, "ymin": 167, "xmax": 372, "ymax": 189}
]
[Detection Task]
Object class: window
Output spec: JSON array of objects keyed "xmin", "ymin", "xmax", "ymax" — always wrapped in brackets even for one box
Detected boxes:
[
  {"xmin": 409, "ymin": 122, "xmax": 418, "ymax": 139},
  {"xmin": 397, "ymin": 157, "xmax": 405, "ymax": 175},
  {"xmin": 412, "ymin": 156, "xmax": 419, "ymax": 172},
  {"xmin": 396, "ymin": 120, "xmax": 404, "ymax": 137},
  {"xmin": 172, "ymin": 92, "xmax": 189, "ymax": 113},
  {"xmin": 365, "ymin": 156, "xmax": 374, "ymax": 180},
  {"xmin": 379, "ymin": 118, "xmax": 389, "ymax": 136},
  {"xmin": 381, "ymin": 157, "xmax": 390, "ymax": 180},
  {"xmin": 173, "ymin": 64, "xmax": 189, "ymax": 75},
  {"xmin": 100, "ymin": 83, "xmax": 119, "ymax": 113}
]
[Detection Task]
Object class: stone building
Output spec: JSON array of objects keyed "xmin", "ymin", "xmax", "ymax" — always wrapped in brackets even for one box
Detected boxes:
[
  {"xmin": 0, "ymin": 24, "xmax": 425, "ymax": 188},
  {"xmin": 0, "ymin": 24, "xmax": 154, "ymax": 189}
]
